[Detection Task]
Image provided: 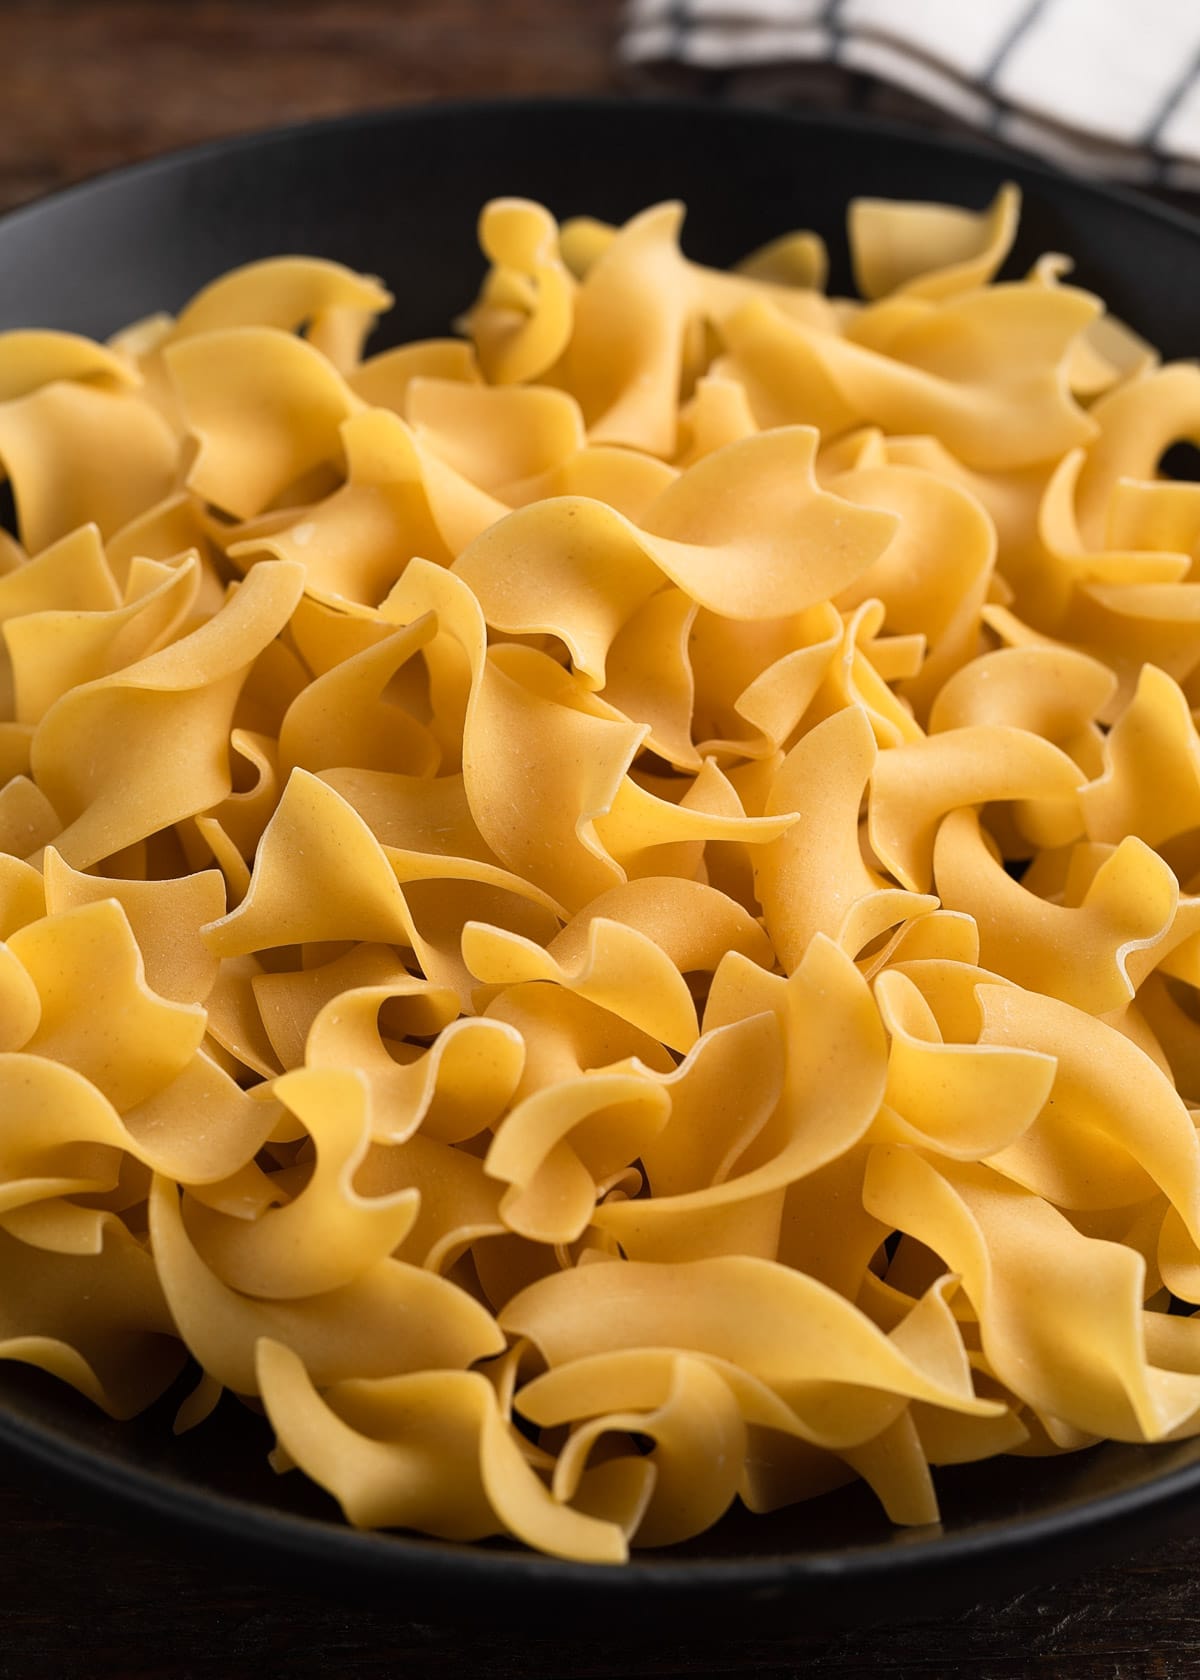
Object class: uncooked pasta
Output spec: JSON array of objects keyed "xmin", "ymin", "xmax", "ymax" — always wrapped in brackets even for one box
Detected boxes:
[{"xmin": 3, "ymin": 185, "xmax": 1200, "ymax": 1560}]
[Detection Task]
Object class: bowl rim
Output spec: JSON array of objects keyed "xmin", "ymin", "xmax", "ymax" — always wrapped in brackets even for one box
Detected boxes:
[
  {"xmin": 10, "ymin": 1373, "xmax": 1200, "ymax": 1601},
  {"xmin": 5, "ymin": 89, "xmax": 1200, "ymax": 248}
]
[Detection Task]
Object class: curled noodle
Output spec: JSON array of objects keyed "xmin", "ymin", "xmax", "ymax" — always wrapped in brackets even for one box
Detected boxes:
[{"xmin": 4, "ymin": 185, "xmax": 1200, "ymax": 1562}]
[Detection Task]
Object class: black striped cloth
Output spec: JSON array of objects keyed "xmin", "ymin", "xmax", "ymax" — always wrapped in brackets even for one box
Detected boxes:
[{"xmin": 621, "ymin": 0, "xmax": 1200, "ymax": 187}]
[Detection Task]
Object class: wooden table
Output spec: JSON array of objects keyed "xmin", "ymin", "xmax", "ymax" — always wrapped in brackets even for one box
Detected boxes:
[{"xmin": 0, "ymin": 5, "xmax": 1197, "ymax": 1676}]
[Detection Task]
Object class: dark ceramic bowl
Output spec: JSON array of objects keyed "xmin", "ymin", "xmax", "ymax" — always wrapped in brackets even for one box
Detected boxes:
[{"xmin": 3, "ymin": 97, "xmax": 1200, "ymax": 1633}]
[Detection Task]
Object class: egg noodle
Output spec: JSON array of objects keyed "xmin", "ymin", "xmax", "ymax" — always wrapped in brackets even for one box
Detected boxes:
[{"xmin": 2, "ymin": 186, "xmax": 1200, "ymax": 1560}]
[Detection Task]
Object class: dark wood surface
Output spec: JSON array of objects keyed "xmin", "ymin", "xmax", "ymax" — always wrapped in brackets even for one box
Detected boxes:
[
  {"xmin": 0, "ymin": 0, "xmax": 625, "ymax": 212},
  {"xmin": 1, "ymin": 4, "xmax": 1198, "ymax": 1675},
  {"xmin": 2, "ymin": 1471, "xmax": 1199, "ymax": 1680}
]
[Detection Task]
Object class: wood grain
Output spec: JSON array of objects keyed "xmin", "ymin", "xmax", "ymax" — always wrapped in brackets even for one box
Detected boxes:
[
  {"xmin": 0, "ymin": 1474, "xmax": 1196, "ymax": 1680},
  {"xmin": 0, "ymin": 4, "xmax": 1198, "ymax": 1675},
  {"xmin": 0, "ymin": 0, "xmax": 625, "ymax": 212}
]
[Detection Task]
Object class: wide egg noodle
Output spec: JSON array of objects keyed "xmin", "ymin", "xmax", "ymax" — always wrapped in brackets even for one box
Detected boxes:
[
  {"xmin": 7, "ymin": 184, "xmax": 1200, "ymax": 1559},
  {"xmin": 848, "ymin": 185, "xmax": 1021, "ymax": 303},
  {"xmin": 254, "ymin": 1338, "xmax": 629, "ymax": 1562},
  {"xmin": 0, "ymin": 381, "xmax": 178, "ymax": 552},
  {"xmin": 29, "ymin": 558, "xmax": 305, "ymax": 869}
]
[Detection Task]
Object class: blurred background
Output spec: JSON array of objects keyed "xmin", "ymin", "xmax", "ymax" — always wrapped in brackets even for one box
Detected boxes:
[
  {"xmin": 5, "ymin": 0, "xmax": 1199, "ymax": 216},
  {"xmin": 0, "ymin": 0, "xmax": 625, "ymax": 212}
]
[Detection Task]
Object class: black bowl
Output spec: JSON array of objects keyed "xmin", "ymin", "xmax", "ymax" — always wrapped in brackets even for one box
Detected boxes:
[{"xmin": 3, "ymin": 96, "xmax": 1200, "ymax": 1632}]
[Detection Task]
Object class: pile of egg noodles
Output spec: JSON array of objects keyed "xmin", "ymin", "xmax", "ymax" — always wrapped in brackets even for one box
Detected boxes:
[{"xmin": 5, "ymin": 185, "xmax": 1200, "ymax": 1561}]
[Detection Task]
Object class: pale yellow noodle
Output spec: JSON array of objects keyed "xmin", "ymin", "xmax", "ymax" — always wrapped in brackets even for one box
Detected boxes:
[{"xmin": 3, "ymin": 189, "xmax": 1200, "ymax": 1562}]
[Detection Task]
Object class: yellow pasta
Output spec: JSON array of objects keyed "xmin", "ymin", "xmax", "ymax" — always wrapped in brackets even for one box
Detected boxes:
[{"xmin": 5, "ymin": 193, "xmax": 1200, "ymax": 1563}]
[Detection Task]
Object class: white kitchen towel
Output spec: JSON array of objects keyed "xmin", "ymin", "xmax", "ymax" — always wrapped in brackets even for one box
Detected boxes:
[{"xmin": 622, "ymin": 0, "xmax": 1200, "ymax": 188}]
